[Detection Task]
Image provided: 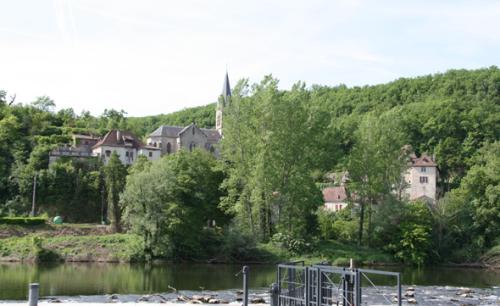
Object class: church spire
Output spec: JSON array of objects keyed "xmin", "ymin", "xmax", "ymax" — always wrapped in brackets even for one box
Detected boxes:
[
  {"xmin": 221, "ymin": 71, "xmax": 231, "ymax": 106},
  {"xmin": 216, "ymin": 71, "xmax": 230, "ymax": 135}
]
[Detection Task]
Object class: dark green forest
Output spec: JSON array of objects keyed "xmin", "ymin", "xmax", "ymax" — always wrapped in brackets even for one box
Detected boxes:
[{"xmin": 0, "ymin": 67, "xmax": 498, "ymax": 265}]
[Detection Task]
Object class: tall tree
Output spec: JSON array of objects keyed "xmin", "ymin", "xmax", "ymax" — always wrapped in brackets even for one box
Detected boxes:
[
  {"xmin": 104, "ymin": 152, "xmax": 127, "ymax": 232},
  {"xmin": 347, "ymin": 111, "xmax": 408, "ymax": 245}
]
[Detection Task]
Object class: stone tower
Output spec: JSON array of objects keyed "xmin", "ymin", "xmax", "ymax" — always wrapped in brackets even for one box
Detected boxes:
[{"xmin": 216, "ymin": 72, "xmax": 231, "ymax": 136}]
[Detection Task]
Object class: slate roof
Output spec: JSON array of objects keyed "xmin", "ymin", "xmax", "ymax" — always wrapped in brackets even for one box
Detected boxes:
[
  {"xmin": 410, "ymin": 154, "xmax": 437, "ymax": 167},
  {"xmin": 149, "ymin": 125, "xmax": 184, "ymax": 138},
  {"xmin": 222, "ymin": 72, "xmax": 231, "ymax": 98},
  {"xmin": 149, "ymin": 124, "xmax": 220, "ymax": 141},
  {"xmin": 202, "ymin": 128, "xmax": 221, "ymax": 141},
  {"xmin": 323, "ymin": 186, "xmax": 348, "ymax": 203},
  {"xmin": 93, "ymin": 130, "xmax": 159, "ymax": 150}
]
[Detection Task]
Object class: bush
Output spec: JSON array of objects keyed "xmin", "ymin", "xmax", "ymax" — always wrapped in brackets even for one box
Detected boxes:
[
  {"xmin": 331, "ymin": 220, "xmax": 358, "ymax": 243},
  {"xmin": 271, "ymin": 232, "xmax": 314, "ymax": 255},
  {"xmin": 0, "ymin": 217, "xmax": 47, "ymax": 225}
]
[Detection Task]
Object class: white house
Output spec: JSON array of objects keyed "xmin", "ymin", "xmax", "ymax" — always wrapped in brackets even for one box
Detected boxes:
[
  {"xmin": 323, "ymin": 186, "xmax": 349, "ymax": 212},
  {"xmin": 92, "ymin": 130, "xmax": 161, "ymax": 165},
  {"xmin": 404, "ymin": 154, "xmax": 438, "ymax": 203}
]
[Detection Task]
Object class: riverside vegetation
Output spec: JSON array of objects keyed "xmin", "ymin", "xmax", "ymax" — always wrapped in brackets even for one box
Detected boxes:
[{"xmin": 0, "ymin": 67, "xmax": 499, "ymax": 267}]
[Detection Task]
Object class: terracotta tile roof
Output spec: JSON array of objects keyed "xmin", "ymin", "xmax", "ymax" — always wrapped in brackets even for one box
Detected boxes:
[
  {"xmin": 323, "ymin": 186, "xmax": 348, "ymax": 203},
  {"xmin": 93, "ymin": 130, "xmax": 147, "ymax": 150},
  {"xmin": 410, "ymin": 154, "xmax": 437, "ymax": 167}
]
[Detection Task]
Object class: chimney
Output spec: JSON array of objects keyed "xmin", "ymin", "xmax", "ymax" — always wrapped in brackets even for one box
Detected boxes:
[{"xmin": 116, "ymin": 130, "xmax": 122, "ymax": 143}]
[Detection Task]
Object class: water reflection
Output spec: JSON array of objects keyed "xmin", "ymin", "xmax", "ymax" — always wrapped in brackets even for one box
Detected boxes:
[{"xmin": 0, "ymin": 262, "xmax": 498, "ymax": 300}]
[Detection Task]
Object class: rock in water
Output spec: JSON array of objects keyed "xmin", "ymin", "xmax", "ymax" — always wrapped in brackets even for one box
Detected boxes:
[
  {"xmin": 405, "ymin": 291, "xmax": 415, "ymax": 298},
  {"xmin": 250, "ymin": 297, "xmax": 266, "ymax": 304}
]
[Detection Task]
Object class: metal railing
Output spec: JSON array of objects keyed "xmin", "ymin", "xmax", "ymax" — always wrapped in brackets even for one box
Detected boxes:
[{"xmin": 272, "ymin": 263, "xmax": 402, "ymax": 306}]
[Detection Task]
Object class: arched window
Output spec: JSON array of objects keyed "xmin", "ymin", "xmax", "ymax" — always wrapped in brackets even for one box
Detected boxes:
[
  {"xmin": 166, "ymin": 142, "xmax": 171, "ymax": 154},
  {"xmin": 189, "ymin": 142, "xmax": 196, "ymax": 152}
]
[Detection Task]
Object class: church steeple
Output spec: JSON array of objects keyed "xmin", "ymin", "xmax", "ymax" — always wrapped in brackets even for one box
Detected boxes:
[
  {"xmin": 221, "ymin": 71, "xmax": 231, "ymax": 105},
  {"xmin": 216, "ymin": 71, "xmax": 231, "ymax": 135}
]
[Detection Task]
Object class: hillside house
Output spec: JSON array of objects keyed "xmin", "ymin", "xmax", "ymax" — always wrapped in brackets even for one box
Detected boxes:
[
  {"xmin": 49, "ymin": 134, "xmax": 100, "ymax": 165},
  {"xmin": 403, "ymin": 154, "xmax": 438, "ymax": 203},
  {"xmin": 323, "ymin": 186, "xmax": 349, "ymax": 212},
  {"xmin": 92, "ymin": 130, "xmax": 160, "ymax": 165}
]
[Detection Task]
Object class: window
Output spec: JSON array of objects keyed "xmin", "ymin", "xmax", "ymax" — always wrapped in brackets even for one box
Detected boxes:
[
  {"xmin": 166, "ymin": 142, "xmax": 171, "ymax": 154},
  {"xmin": 148, "ymin": 151, "xmax": 153, "ymax": 157},
  {"xmin": 421, "ymin": 167, "xmax": 426, "ymax": 172},
  {"xmin": 130, "ymin": 152, "xmax": 133, "ymax": 160},
  {"xmin": 192, "ymin": 128, "xmax": 195, "ymax": 135},
  {"xmin": 125, "ymin": 151, "xmax": 129, "ymax": 157},
  {"xmin": 105, "ymin": 150, "xmax": 111, "ymax": 157},
  {"xmin": 419, "ymin": 176, "xmax": 428, "ymax": 183}
]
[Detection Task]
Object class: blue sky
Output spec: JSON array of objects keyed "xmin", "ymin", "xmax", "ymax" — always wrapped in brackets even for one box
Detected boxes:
[{"xmin": 1, "ymin": 0, "xmax": 499, "ymax": 116}]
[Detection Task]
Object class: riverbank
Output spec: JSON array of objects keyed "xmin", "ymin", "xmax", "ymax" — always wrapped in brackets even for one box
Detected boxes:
[
  {"xmin": 1, "ymin": 224, "xmax": 498, "ymax": 269},
  {"xmin": 0, "ymin": 223, "xmax": 395, "ymax": 265},
  {"xmin": 0, "ymin": 233, "xmax": 143, "ymax": 262},
  {"xmin": 0, "ymin": 232, "xmax": 395, "ymax": 265}
]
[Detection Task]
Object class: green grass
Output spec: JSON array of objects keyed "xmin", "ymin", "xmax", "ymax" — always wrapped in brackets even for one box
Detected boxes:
[
  {"xmin": 257, "ymin": 240, "xmax": 395, "ymax": 266},
  {"xmin": 0, "ymin": 234, "xmax": 144, "ymax": 262}
]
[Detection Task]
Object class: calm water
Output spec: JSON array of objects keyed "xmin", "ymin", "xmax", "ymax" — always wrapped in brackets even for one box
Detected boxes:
[{"xmin": 0, "ymin": 262, "xmax": 499, "ymax": 300}]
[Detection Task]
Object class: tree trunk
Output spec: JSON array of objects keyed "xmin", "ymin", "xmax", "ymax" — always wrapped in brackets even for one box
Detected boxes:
[
  {"xmin": 358, "ymin": 201, "xmax": 365, "ymax": 246},
  {"xmin": 367, "ymin": 201, "xmax": 373, "ymax": 247}
]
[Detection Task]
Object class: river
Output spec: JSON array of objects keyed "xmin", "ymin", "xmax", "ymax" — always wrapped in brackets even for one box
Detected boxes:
[{"xmin": 0, "ymin": 263, "xmax": 499, "ymax": 302}]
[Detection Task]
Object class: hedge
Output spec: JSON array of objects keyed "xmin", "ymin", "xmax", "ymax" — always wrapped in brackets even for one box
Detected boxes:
[{"xmin": 0, "ymin": 217, "xmax": 47, "ymax": 225}]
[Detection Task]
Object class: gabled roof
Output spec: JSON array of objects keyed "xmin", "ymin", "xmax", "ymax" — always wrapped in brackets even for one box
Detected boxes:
[
  {"xmin": 93, "ymin": 130, "xmax": 145, "ymax": 150},
  {"xmin": 323, "ymin": 186, "xmax": 348, "ymax": 203},
  {"xmin": 178, "ymin": 123, "xmax": 208, "ymax": 137},
  {"xmin": 149, "ymin": 124, "xmax": 220, "ymax": 141},
  {"xmin": 202, "ymin": 128, "xmax": 221, "ymax": 141},
  {"xmin": 410, "ymin": 154, "xmax": 437, "ymax": 167},
  {"xmin": 149, "ymin": 125, "xmax": 184, "ymax": 138}
]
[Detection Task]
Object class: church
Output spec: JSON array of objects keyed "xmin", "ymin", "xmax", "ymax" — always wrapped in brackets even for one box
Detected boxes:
[{"xmin": 146, "ymin": 72, "xmax": 231, "ymax": 156}]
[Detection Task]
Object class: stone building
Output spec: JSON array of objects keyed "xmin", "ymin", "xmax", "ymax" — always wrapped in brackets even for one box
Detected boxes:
[
  {"xmin": 49, "ymin": 134, "xmax": 100, "ymax": 165},
  {"xmin": 146, "ymin": 72, "xmax": 230, "ymax": 156},
  {"xmin": 92, "ymin": 130, "xmax": 161, "ymax": 165},
  {"xmin": 403, "ymin": 154, "xmax": 438, "ymax": 203}
]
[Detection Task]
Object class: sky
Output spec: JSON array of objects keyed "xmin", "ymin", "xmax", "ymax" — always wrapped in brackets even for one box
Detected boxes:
[{"xmin": 1, "ymin": 0, "xmax": 499, "ymax": 117}]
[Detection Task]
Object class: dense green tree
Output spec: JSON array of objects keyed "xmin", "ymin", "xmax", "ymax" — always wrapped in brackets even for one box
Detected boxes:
[
  {"xmin": 221, "ymin": 77, "xmax": 323, "ymax": 241},
  {"xmin": 121, "ymin": 150, "xmax": 227, "ymax": 259},
  {"xmin": 104, "ymin": 152, "xmax": 127, "ymax": 232},
  {"xmin": 347, "ymin": 112, "xmax": 408, "ymax": 245}
]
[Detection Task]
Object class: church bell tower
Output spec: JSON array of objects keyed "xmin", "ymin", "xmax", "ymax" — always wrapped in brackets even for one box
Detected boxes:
[{"xmin": 216, "ymin": 71, "xmax": 231, "ymax": 135}]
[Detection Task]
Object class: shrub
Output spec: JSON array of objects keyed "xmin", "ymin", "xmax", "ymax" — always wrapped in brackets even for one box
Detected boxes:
[
  {"xmin": 0, "ymin": 217, "xmax": 47, "ymax": 225},
  {"xmin": 271, "ymin": 232, "xmax": 314, "ymax": 255}
]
